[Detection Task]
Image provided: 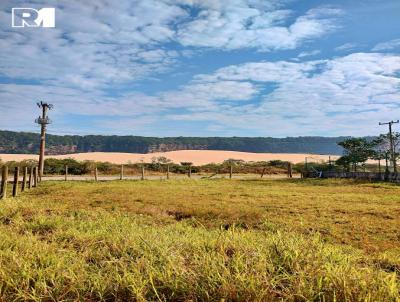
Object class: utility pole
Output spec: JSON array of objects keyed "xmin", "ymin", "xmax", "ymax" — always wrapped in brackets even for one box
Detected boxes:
[
  {"xmin": 35, "ymin": 101, "xmax": 53, "ymax": 179},
  {"xmin": 379, "ymin": 120, "xmax": 399, "ymax": 173}
]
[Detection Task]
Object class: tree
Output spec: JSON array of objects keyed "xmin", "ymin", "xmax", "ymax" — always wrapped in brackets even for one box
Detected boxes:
[{"xmin": 337, "ymin": 138, "xmax": 374, "ymax": 172}]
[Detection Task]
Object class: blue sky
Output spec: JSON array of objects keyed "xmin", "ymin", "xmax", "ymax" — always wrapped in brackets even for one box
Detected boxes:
[{"xmin": 0, "ymin": 0, "xmax": 399, "ymax": 137}]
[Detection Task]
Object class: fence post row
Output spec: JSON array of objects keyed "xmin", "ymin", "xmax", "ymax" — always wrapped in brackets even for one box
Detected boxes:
[{"xmin": 1, "ymin": 166, "xmax": 8, "ymax": 200}]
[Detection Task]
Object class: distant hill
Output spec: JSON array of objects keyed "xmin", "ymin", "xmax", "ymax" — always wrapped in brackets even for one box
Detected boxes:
[{"xmin": 0, "ymin": 130, "xmax": 348, "ymax": 155}]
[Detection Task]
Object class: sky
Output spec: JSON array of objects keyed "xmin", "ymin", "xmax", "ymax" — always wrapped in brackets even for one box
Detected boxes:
[{"xmin": 0, "ymin": 0, "xmax": 399, "ymax": 137}]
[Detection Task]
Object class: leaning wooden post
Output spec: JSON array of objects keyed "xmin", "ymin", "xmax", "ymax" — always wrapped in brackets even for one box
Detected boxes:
[
  {"xmin": 33, "ymin": 167, "xmax": 38, "ymax": 187},
  {"xmin": 13, "ymin": 167, "xmax": 19, "ymax": 197},
  {"xmin": 166, "ymin": 164, "xmax": 170, "ymax": 180},
  {"xmin": 288, "ymin": 162, "xmax": 293, "ymax": 178},
  {"xmin": 120, "ymin": 165, "xmax": 124, "ymax": 180},
  {"xmin": 28, "ymin": 167, "xmax": 33, "ymax": 189},
  {"xmin": 229, "ymin": 164, "xmax": 233, "ymax": 179},
  {"xmin": 260, "ymin": 167, "xmax": 266, "ymax": 178},
  {"xmin": 65, "ymin": 165, "xmax": 68, "ymax": 181},
  {"xmin": 94, "ymin": 166, "xmax": 98, "ymax": 181},
  {"xmin": 21, "ymin": 167, "xmax": 27, "ymax": 192},
  {"xmin": 141, "ymin": 165, "xmax": 145, "ymax": 180},
  {"xmin": 1, "ymin": 166, "xmax": 8, "ymax": 199},
  {"xmin": 188, "ymin": 165, "xmax": 192, "ymax": 178}
]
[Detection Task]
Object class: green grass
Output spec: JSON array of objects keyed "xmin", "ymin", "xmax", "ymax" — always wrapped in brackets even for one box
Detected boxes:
[{"xmin": 0, "ymin": 178, "xmax": 399, "ymax": 301}]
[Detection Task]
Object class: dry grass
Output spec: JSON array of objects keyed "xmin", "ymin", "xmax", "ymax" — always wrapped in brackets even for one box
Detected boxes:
[{"xmin": 0, "ymin": 178, "xmax": 399, "ymax": 301}]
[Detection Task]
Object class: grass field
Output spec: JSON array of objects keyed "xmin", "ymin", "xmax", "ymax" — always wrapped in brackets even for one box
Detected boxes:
[{"xmin": 0, "ymin": 178, "xmax": 399, "ymax": 301}]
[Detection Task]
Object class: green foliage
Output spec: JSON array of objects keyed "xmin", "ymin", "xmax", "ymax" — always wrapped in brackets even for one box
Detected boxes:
[
  {"xmin": 0, "ymin": 130, "xmax": 348, "ymax": 154},
  {"xmin": 44, "ymin": 158, "xmax": 90, "ymax": 175},
  {"xmin": 338, "ymin": 138, "xmax": 375, "ymax": 171}
]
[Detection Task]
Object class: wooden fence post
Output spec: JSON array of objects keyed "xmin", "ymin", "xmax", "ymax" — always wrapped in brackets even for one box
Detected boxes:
[
  {"xmin": 188, "ymin": 165, "xmax": 192, "ymax": 178},
  {"xmin": 166, "ymin": 164, "xmax": 170, "ymax": 180},
  {"xmin": 120, "ymin": 165, "xmax": 124, "ymax": 180},
  {"xmin": 65, "ymin": 165, "xmax": 68, "ymax": 181},
  {"xmin": 141, "ymin": 165, "xmax": 145, "ymax": 180},
  {"xmin": 229, "ymin": 165, "xmax": 233, "ymax": 179},
  {"xmin": 22, "ymin": 167, "xmax": 27, "ymax": 192},
  {"xmin": 1, "ymin": 166, "xmax": 9, "ymax": 199},
  {"xmin": 260, "ymin": 167, "xmax": 266, "ymax": 178},
  {"xmin": 33, "ymin": 167, "xmax": 38, "ymax": 187},
  {"xmin": 94, "ymin": 166, "xmax": 98, "ymax": 181},
  {"xmin": 13, "ymin": 167, "xmax": 19, "ymax": 197},
  {"xmin": 29, "ymin": 167, "xmax": 33, "ymax": 189},
  {"xmin": 288, "ymin": 162, "xmax": 293, "ymax": 178}
]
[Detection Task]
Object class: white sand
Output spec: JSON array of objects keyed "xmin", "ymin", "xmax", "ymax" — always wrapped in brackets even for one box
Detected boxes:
[{"xmin": 0, "ymin": 150, "xmax": 338, "ymax": 165}]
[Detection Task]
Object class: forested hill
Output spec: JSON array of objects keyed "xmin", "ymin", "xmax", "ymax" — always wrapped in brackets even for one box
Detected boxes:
[{"xmin": 0, "ymin": 130, "xmax": 347, "ymax": 155}]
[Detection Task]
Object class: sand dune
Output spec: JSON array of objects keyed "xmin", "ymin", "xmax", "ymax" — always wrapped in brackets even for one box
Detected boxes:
[{"xmin": 0, "ymin": 150, "xmax": 338, "ymax": 165}]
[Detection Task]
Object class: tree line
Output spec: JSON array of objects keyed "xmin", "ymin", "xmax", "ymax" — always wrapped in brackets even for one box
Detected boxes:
[{"xmin": 0, "ymin": 130, "xmax": 347, "ymax": 155}]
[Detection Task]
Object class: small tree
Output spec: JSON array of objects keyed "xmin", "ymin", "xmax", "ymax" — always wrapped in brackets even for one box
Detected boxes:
[{"xmin": 337, "ymin": 138, "xmax": 374, "ymax": 172}]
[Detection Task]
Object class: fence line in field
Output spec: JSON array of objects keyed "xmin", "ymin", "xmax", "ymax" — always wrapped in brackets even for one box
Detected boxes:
[
  {"xmin": 302, "ymin": 170, "xmax": 400, "ymax": 182},
  {"xmin": 1, "ymin": 165, "xmax": 40, "ymax": 200},
  {"xmin": 0, "ymin": 163, "xmax": 295, "ymax": 200}
]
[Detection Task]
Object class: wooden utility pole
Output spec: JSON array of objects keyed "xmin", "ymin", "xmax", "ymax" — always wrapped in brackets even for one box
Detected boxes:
[
  {"xmin": 379, "ymin": 120, "xmax": 399, "ymax": 173},
  {"xmin": 22, "ymin": 167, "xmax": 27, "ymax": 192},
  {"xmin": 13, "ymin": 167, "xmax": 19, "ymax": 197},
  {"xmin": 35, "ymin": 101, "xmax": 53, "ymax": 180}
]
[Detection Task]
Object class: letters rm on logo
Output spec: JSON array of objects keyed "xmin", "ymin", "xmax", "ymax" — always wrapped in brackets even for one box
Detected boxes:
[{"xmin": 12, "ymin": 8, "xmax": 55, "ymax": 28}]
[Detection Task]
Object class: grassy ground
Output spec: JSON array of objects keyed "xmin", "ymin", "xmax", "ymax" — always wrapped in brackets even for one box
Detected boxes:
[{"xmin": 0, "ymin": 178, "xmax": 399, "ymax": 301}]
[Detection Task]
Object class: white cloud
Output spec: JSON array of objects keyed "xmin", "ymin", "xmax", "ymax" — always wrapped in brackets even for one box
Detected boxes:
[
  {"xmin": 161, "ymin": 53, "xmax": 400, "ymax": 136},
  {"xmin": 177, "ymin": 5, "xmax": 342, "ymax": 51},
  {"xmin": 298, "ymin": 50, "xmax": 321, "ymax": 58},
  {"xmin": 334, "ymin": 43, "xmax": 358, "ymax": 52},
  {"xmin": 2, "ymin": 1, "xmax": 397, "ymax": 137},
  {"xmin": 1, "ymin": 52, "xmax": 399, "ymax": 136},
  {"xmin": 372, "ymin": 39, "xmax": 400, "ymax": 51},
  {"xmin": 0, "ymin": 0, "xmax": 343, "ymax": 93}
]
